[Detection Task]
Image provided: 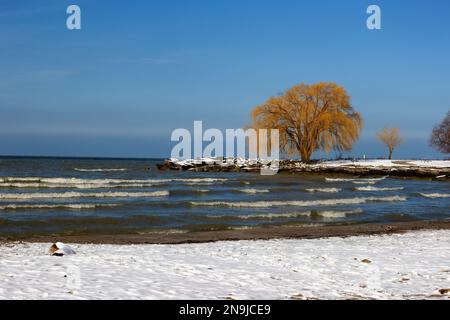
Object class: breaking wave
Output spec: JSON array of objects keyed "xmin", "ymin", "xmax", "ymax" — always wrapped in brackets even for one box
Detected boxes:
[
  {"xmin": 352, "ymin": 181, "xmax": 377, "ymax": 185},
  {"xmin": 0, "ymin": 203, "xmax": 119, "ymax": 211},
  {"xmin": 0, "ymin": 191, "xmax": 169, "ymax": 200},
  {"xmin": 0, "ymin": 177, "xmax": 229, "ymax": 189},
  {"xmin": 206, "ymin": 209, "xmax": 363, "ymax": 220},
  {"xmin": 355, "ymin": 186, "xmax": 404, "ymax": 192},
  {"xmin": 190, "ymin": 196, "xmax": 406, "ymax": 208},
  {"xmin": 306, "ymin": 188, "xmax": 342, "ymax": 193},
  {"xmin": 325, "ymin": 176, "xmax": 388, "ymax": 183},
  {"xmin": 312, "ymin": 209, "xmax": 364, "ymax": 219},
  {"xmin": 0, "ymin": 182, "xmax": 162, "ymax": 189},
  {"xmin": 239, "ymin": 189, "xmax": 270, "ymax": 194},
  {"xmin": 207, "ymin": 212, "xmax": 311, "ymax": 220},
  {"xmin": 0, "ymin": 177, "xmax": 228, "ymax": 184},
  {"xmin": 419, "ymin": 193, "xmax": 450, "ymax": 199}
]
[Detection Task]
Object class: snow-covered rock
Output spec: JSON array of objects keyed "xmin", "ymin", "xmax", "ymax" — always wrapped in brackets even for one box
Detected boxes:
[{"xmin": 49, "ymin": 242, "xmax": 76, "ymax": 256}]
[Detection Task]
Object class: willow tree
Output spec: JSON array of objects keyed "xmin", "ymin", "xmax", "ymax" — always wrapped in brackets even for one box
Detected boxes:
[{"xmin": 249, "ymin": 82, "xmax": 363, "ymax": 163}]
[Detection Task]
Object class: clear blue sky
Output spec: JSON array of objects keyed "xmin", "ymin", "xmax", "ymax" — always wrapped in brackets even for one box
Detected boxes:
[{"xmin": 0, "ymin": 0, "xmax": 449, "ymax": 159}]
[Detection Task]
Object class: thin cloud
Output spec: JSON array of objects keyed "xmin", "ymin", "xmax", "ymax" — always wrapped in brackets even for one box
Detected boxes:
[
  {"xmin": 0, "ymin": 125, "xmax": 169, "ymax": 137},
  {"xmin": 0, "ymin": 68, "xmax": 77, "ymax": 87},
  {"xmin": 106, "ymin": 50, "xmax": 198, "ymax": 66},
  {"xmin": 0, "ymin": 5, "xmax": 58, "ymax": 18},
  {"xmin": 107, "ymin": 57, "xmax": 181, "ymax": 66}
]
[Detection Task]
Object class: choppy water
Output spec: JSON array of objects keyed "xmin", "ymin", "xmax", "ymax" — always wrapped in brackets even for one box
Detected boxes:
[{"xmin": 0, "ymin": 157, "xmax": 449, "ymax": 238}]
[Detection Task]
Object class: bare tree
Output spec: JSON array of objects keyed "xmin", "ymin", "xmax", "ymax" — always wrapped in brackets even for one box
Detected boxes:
[
  {"xmin": 430, "ymin": 111, "xmax": 450, "ymax": 154},
  {"xmin": 377, "ymin": 127, "xmax": 402, "ymax": 160},
  {"xmin": 249, "ymin": 82, "xmax": 363, "ymax": 163}
]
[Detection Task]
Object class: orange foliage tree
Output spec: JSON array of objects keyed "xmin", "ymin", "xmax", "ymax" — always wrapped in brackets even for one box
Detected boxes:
[
  {"xmin": 377, "ymin": 127, "xmax": 402, "ymax": 160},
  {"xmin": 249, "ymin": 82, "xmax": 363, "ymax": 163}
]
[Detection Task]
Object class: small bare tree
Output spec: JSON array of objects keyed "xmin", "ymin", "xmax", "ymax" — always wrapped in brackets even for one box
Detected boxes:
[
  {"xmin": 377, "ymin": 127, "xmax": 402, "ymax": 160},
  {"xmin": 429, "ymin": 111, "xmax": 450, "ymax": 154}
]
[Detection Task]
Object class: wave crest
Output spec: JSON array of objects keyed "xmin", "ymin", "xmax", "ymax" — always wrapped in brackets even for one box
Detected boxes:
[
  {"xmin": 207, "ymin": 209, "xmax": 363, "ymax": 220},
  {"xmin": 420, "ymin": 193, "xmax": 450, "ymax": 199},
  {"xmin": 0, "ymin": 203, "xmax": 118, "ymax": 210},
  {"xmin": 240, "ymin": 189, "xmax": 270, "ymax": 194},
  {"xmin": 0, "ymin": 177, "xmax": 229, "ymax": 189},
  {"xmin": 306, "ymin": 188, "xmax": 341, "ymax": 193},
  {"xmin": 0, "ymin": 191, "xmax": 169, "ymax": 200},
  {"xmin": 313, "ymin": 209, "xmax": 363, "ymax": 219},
  {"xmin": 326, "ymin": 176, "xmax": 388, "ymax": 183},
  {"xmin": 190, "ymin": 196, "xmax": 406, "ymax": 208},
  {"xmin": 356, "ymin": 186, "xmax": 404, "ymax": 192}
]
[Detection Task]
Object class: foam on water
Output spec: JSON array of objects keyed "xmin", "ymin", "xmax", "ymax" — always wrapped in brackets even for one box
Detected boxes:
[
  {"xmin": 325, "ymin": 176, "xmax": 388, "ymax": 183},
  {"xmin": 0, "ymin": 177, "xmax": 228, "ymax": 185},
  {"xmin": 0, "ymin": 203, "xmax": 119, "ymax": 210},
  {"xmin": 420, "ymin": 193, "xmax": 450, "ymax": 198},
  {"xmin": 0, "ymin": 182, "xmax": 162, "ymax": 189},
  {"xmin": 352, "ymin": 181, "xmax": 377, "ymax": 185},
  {"xmin": 0, "ymin": 191, "xmax": 169, "ymax": 200},
  {"xmin": 355, "ymin": 186, "xmax": 405, "ymax": 192},
  {"xmin": 306, "ymin": 188, "xmax": 342, "ymax": 193},
  {"xmin": 207, "ymin": 209, "xmax": 363, "ymax": 220},
  {"xmin": 207, "ymin": 212, "xmax": 311, "ymax": 220},
  {"xmin": 0, "ymin": 177, "xmax": 230, "ymax": 190},
  {"xmin": 239, "ymin": 189, "xmax": 270, "ymax": 194},
  {"xmin": 313, "ymin": 209, "xmax": 364, "ymax": 219},
  {"xmin": 190, "ymin": 195, "xmax": 407, "ymax": 208}
]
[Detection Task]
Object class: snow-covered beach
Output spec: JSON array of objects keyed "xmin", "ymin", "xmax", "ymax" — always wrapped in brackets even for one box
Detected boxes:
[{"xmin": 1, "ymin": 230, "xmax": 450, "ymax": 300}]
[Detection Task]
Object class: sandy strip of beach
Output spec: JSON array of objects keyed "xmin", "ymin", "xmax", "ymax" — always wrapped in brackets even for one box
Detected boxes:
[
  {"xmin": 5, "ymin": 220, "xmax": 450, "ymax": 245},
  {"xmin": 1, "ymin": 229, "xmax": 450, "ymax": 300}
]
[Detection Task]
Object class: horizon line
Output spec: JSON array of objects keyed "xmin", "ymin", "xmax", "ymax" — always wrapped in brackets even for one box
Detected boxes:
[
  {"xmin": 0, "ymin": 154, "xmax": 447, "ymax": 161},
  {"xmin": 0, "ymin": 155, "xmax": 165, "ymax": 161}
]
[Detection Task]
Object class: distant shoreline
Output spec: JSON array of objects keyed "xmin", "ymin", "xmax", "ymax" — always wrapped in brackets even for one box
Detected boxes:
[
  {"xmin": 0, "ymin": 155, "xmax": 165, "ymax": 161},
  {"xmin": 5, "ymin": 220, "xmax": 450, "ymax": 245}
]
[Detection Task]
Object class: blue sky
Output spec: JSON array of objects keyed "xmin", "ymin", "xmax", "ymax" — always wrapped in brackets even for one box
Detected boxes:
[{"xmin": 0, "ymin": 0, "xmax": 449, "ymax": 159}]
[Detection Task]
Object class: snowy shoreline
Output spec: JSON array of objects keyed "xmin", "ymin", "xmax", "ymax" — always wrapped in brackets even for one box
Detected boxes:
[
  {"xmin": 1, "ymin": 230, "xmax": 450, "ymax": 300},
  {"xmin": 157, "ymin": 158, "xmax": 450, "ymax": 179},
  {"xmin": 5, "ymin": 220, "xmax": 450, "ymax": 245}
]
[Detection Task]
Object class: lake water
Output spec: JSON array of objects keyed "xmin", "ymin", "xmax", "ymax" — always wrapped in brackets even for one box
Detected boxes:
[{"xmin": 0, "ymin": 157, "xmax": 448, "ymax": 238}]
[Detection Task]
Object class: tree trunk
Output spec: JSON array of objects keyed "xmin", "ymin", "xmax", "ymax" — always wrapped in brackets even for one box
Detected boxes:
[
  {"xmin": 388, "ymin": 148, "xmax": 393, "ymax": 160},
  {"xmin": 299, "ymin": 148, "xmax": 312, "ymax": 163}
]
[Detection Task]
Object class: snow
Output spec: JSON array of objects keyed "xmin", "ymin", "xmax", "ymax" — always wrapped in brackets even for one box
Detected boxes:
[
  {"xmin": 1, "ymin": 230, "xmax": 450, "ymax": 300},
  {"xmin": 169, "ymin": 158, "xmax": 450, "ymax": 170},
  {"xmin": 316, "ymin": 159, "xmax": 450, "ymax": 169}
]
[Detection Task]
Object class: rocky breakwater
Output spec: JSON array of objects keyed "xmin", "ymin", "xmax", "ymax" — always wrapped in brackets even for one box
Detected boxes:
[
  {"xmin": 157, "ymin": 158, "xmax": 268, "ymax": 172},
  {"xmin": 157, "ymin": 158, "xmax": 450, "ymax": 179}
]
